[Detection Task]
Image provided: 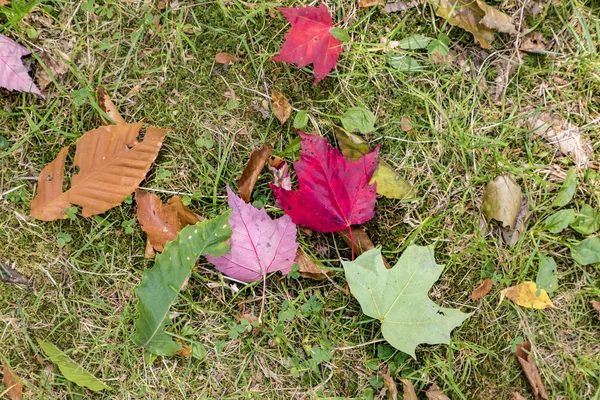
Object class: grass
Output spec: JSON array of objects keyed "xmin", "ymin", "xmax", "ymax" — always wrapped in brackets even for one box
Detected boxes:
[{"xmin": 1, "ymin": 0, "xmax": 599, "ymax": 398}]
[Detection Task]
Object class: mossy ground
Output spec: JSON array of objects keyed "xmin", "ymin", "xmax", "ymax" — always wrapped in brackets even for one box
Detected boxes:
[{"xmin": 1, "ymin": 0, "xmax": 599, "ymax": 399}]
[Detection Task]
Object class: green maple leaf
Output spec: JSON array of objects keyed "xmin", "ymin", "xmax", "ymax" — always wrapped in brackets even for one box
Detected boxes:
[{"xmin": 342, "ymin": 245, "xmax": 471, "ymax": 358}]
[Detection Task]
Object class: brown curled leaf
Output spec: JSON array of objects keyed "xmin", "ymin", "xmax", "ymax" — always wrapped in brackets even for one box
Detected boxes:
[
  {"xmin": 471, "ymin": 278, "xmax": 493, "ymax": 301},
  {"xmin": 238, "ymin": 144, "xmax": 273, "ymax": 202}
]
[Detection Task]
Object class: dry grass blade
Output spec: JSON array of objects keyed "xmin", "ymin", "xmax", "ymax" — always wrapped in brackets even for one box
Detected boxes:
[
  {"xmin": 471, "ymin": 278, "xmax": 492, "ymax": 301},
  {"xmin": 238, "ymin": 143, "xmax": 273, "ymax": 202},
  {"xmin": 2, "ymin": 362, "xmax": 23, "ymax": 400},
  {"xmin": 515, "ymin": 342, "xmax": 549, "ymax": 400},
  {"xmin": 98, "ymin": 86, "xmax": 126, "ymax": 125},
  {"xmin": 30, "ymin": 124, "xmax": 169, "ymax": 221}
]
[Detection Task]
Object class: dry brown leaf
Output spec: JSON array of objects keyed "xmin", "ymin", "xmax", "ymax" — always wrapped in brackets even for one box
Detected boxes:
[
  {"xmin": 425, "ymin": 383, "xmax": 450, "ymax": 400},
  {"xmin": 338, "ymin": 228, "xmax": 391, "ymax": 268},
  {"xmin": 520, "ymin": 32, "xmax": 547, "ymax": 53},
  {"xmin": 528, "ymin": 112, "xmax": 591, "ymax": 165},
  {"xmin": 516, "ymin": 342, "xmax": 549, "ymax": 400},
  {"xmin": 400, "ymin": 117, "xmax": 412, "ymax": 132},
  {"xmin": 400, "ymin": 378, "xmax": 418, "ymax": 400},
  {"xmin": 30, "ymin": 124, "xmax": 169, "ymax": 221},
  {"xmin": 157, "ymin": 0, "xmax": 168, "ymax": 10},
  {"xmin": 176, "ymin": 347, "xmax": 192, "ymax": 358},
  {"xmin": 471, "ymin": 278, "xmax": 493, "ymax": 301},
  {"xmin": 488, "ymin": 53, "xmax": 522, "ymax": 105},
  {"xmin": 144, "ymin": 238, "xmax": 156, "ymax": 259},
  {"xmin": 98, "ymin": 86, "xmax": 126, "ymax": 125},
  {"xmin": 591, "ymin": 300, "xmax": 600, "ymax": 318},
  {"xmin": 0, "ymin": 262, "xmax": 28, "ymax": 285},
  {"xmin": 501, "ymin": 196, "xmax": 529, "ymax": 247},
  {"xmin": 136, "ymin": 190, "xmax": 202, "ymax": 253},
  {"xmin": 384, "ymin": 0, "xmax": 420, "ymax": 13},
  {"xmin": 3, "ymin": 362, "xmax": 23, "ymax": 400},
  {"xmin": 215, "ymin": 52, "xmax": 240, "ymax": 64},
  {"xmin": 382, "ymin": 370, "xmax": 398, "ymax": 399},
  {"xmin": 238, "ymin": 144, "xmax": 274, "ymax": 202},
  {"xmin": 513, "ymin": 392, "xmax": 528, "ymax": 400},
  {"xmin": 36, "ymin": 51, "xmax": 68, "ymax": 91},
  {"xmin": 358, "ymin": 0, "xmax": 383, "ymax": 7},
  {"xmin": 236, "ymin": 313, "xmax": 259, "ymax": 323},
  {"xmin": 435, "ymin": 0, "xmax": 517, "ymax": 49},
  {"xmin": 0, "ymin": 0, "xmax": 10, "ymax": 6},
  {"xmin": 271, "ymin": 90, "xmax": 291, "ymax": 124},
  {"xmin": 295, "ymin": 248, "xmax": 333, "ymax": 280}
]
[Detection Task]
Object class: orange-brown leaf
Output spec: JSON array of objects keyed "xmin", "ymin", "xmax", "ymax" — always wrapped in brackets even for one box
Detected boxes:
[
  {"xmin": 3, "ymin": 362, "xmax": 22, "ymax": 400},
  {"xmin": 295, "ymin": 248, "xmax": 332, "ymax": 280},
  {"xmin": 382, "ymin": 370, "xmax": 398, "ymax": 399},
  {"xmin": 338, "ymin": 228, "xmax": 390, "ymax": 268},
  {"xmin": 515, "ymin": 342, "xmax": 549, "ymax": 400},
  {"xmin": 425, "ymin": 384, "xmax": 450, "ymax": 400},
  {"xmin": 135, "ymin": 190, "xmax": 181, "ymax": 252},
  {"xmin": 401, "ymin": 378, "xmax": 417, "ymax": 400},
  {"xmin": 358, "ymin": 0, "xmax": 384, "ymax": 7},
  {"xmin": 271, "ymin": 90, "xmax": 291, "ymax": 124},
  {"xmin": 238, "ymin": 144, "xmax": 273, "ymax": 202},
  {"xmin": 167, "ymin": 195, "xmax": 204, "ymax": 225},
  {"xmin": 98, "ymin": 86, "xmax": 126, "ymax": 125},
  {"xmin": 471, "ymin": 278, "xmax": 493, "ymax": 301},
  {"xmin": 215, "ymin": 52, "xmax": 240, "ymax": 64},
  {"xmin": 176, "ymin": 347, "xmax": 192, "ymax": 358},
  {"xmin": 591, "ymin": 300, "xmax": 600, "ymax": 318},
  {"xmin": 31, "ymin": 124, "xmax": 168, "ymax": 221}
]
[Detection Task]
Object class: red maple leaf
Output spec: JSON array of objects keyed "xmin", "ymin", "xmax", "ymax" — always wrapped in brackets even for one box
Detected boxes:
[
  {"xmin": 270, "ymin": 132, "xmax": 379, "ymax": 258},
  {"xmin": 271, "ymin": 5, "xmax": 343, "ymax": 84}
]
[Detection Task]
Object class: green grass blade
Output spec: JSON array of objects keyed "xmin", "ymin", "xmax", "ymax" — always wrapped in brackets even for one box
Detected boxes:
[{"xmin": 131, "ymin": 211, "xmax": 232, "ymax": 355}]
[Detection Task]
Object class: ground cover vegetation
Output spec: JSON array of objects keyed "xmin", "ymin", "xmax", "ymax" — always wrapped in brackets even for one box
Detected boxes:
[{"xmin": 1, "ymin": 0, "xmax": 599, "ymax": 398}]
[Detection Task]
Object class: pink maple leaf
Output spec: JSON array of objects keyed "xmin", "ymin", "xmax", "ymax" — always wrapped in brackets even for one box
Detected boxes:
[
  {"xmin": 270, "ymin": 132, "xmax": 379, "ymax": 258},
  {"xmin": 271, "ymin": 5, "xmax": 343, "ymax": 84},
  {"xmin": 0, "ymin": 34, "xmax": 44, "ymax": 98}
]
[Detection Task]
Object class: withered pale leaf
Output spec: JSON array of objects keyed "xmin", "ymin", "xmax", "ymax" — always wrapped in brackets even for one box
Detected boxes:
[
  {"xmin": 471, "ymin": 278, "xmax": 492, "ymax": 301},
  {"xmin": 520, "ymin": 32, "xmax": 547, "ymax": 53},
  {"xmin": 591, "ymin": 300, "xmax": 600, "ymax": 319},
  {"xmin": 500, "ymin": 282, "xmax": 555, "ymax": 309},
  {"xmin": 2, "ymin": 362, "xmax": 22, "ymax": 400},
  {"xmin": 238, "ymin": 144, "xmax": 273, "ymax": 202},
  {"xmin": 515, "ymin": 342, "xmax": 549, "ymax": 400},
  {"xmin": 512, "ymin": 392, "xmax": 528, "ymax": 400},
  {"xmin": 482, "ymin": 174, "xmax": 522, "ymax": 229},
  {"xmin": 425, "ymin": 383, "xmax": 450, "ymax": 400},
  {"xmin": 271, "ymin": 90, "xmax": 291, "ymax": 124},
  {"xmin": 384, "ymin": 0, "xmax": 420, "ymax": 14},
  {"xmin": 36, "ymin": 51, "xmax": 68, "ymax": 91},
  {"xmin": 528, "ymin": 112, "xmax": 591, "ymax": 165},
  {"xmin": 295, "ymin": 248, "xmax": 332, "ymax": 280},
  {"xmin": 400, "ymin": 117, "xmax": 412, "ymax": 132},
  {"xmin": 144, "ymin": 238, "xmax": 156, "ymax": 259},
  {"xmin": 215, "ymin": 52, "xmax": 240, "ymax": 64},
  {"xmin": 358, "ymin": 0, "xmax": 384, "ymax": 7},
  {"xmin": 382, "ymin": 370, "xmax": 398, "ymax": 399},
  {"xmin": 401, "ymin": 378, "xmax": 418, "ymax": 400},
  {"xmin": 30, "ymin": 124, "xmax": 168, "ymax": 221},
  {"xmin": 98, "ymin": 86, "xmax": 126, "ymax": 125}
]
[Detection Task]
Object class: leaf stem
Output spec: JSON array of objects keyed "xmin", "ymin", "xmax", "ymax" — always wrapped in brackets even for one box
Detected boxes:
[
  {"xmin": 259, "ymin": 273, "xmax": 267, "ymax": 323},
  {"xmin": 348, "ymin": 226, "xmax": 354, "ymax": 260}
]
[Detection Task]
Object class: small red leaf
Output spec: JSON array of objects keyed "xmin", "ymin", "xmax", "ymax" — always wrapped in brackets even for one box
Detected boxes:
[
  {"xmin": 271, "ymin": 5, "xmax": 343, "ymax": 84},
  {"xmin": 270, "ymin": 132, "xmax": 378, "ymax": 235}
]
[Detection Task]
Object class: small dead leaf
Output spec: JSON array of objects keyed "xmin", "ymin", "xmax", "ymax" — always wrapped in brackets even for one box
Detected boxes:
[
  {"xmin": 215, "ymin": 52, "xmax": 240, "ymax": 64},
  {"xmin": 167, "ymin": 196, "xmax": 204, "ymax": 225},
  {"xmin": 513, "ymin": 392, "xmax": 528, "ymax": 400},
  {"xmin": 176, "ymin": 347, "xmax": 192, "ymax": 358},
  {"xmin": 591, "ymin": 300, "xmax": 600, "ymax": 318},
  {"xmin": 425, "ymin": 383, "xmax": 450, "ymax": 400},
  {"xmin": 358, "ymin": 0, "xmax": 383, "ymax": 7},
  {"xmin": 401, "ymin": 378, "xmax": 418, "ymax": 400},
  {"xmin": 3, "ymin": 362, "xmax": 23, "ymax": 400},
  {"xmin": 36, "ymin": 51, "xmax": 68, "ymax": 91},
  {"xmin": 528, "ymin": 112, "xmax": 591, "ymax": 166},
  {"xmin": 501, "ymin": 196, "xmax": 529, "ymax": 247},
  {"xmin": 471, "ymin": 278, "xmax": 493, "ymax": 301},
  {"xmin": 384, "ymin": 0, "xmax": 420, "ymax": 14},
  {"xmin": 295, "ymin": 248, "xmax": 332, "ymax": 280},
  {"xmin": 223, "ymin": 89, "xmax": 240, "ymax": 101},
  {"xmin": 270, "ymin": 90, "xmax": 291, "ymax": 124},
  {"xmin": 482, "ymin": 174, "xmax": 522, "ymax": 229},
  {"xmin": 157, "ymin": 0, "xmax": 168, "ymax": 10},
  {"xmin": 515, "ymin": 342, "xmax": 549, "ymax": 400},
  {"xmin": 500, "ymin": 282, "xmax": 555, "ymax": 309},
  {"xmin": 238, "ymin": 144, "xmax": 274, "ymax": 202},
  {"xmin": 520, "ymin": 32, "xmax": 547, "ymax": 53},
  {"xmin": 0, "ymin": 0, "xmax": 10, "ymax": 6},
  {"xmin": 144, "ymin": 238, "xmax": 156, "ymax": 259},
  {"xmin": 268, "ymin": 156, "xmax": 292, "ymax": 190},
  {"xmin": 400, "ymin": 117, "xmax": 412, "ymax": 132},
  {"xmin": 338, "ymin": 228, "xmax": 391, "ymax": 268},
  {"xmin": 97, "ymin": 86, "xmax": 126, "ymax": 125},
  {"xmin": 236, "ymin": 313, "xmax": 259, "ymax": 324},
  {"xmin": 435, "ymin": 0, "xmax": 517, "ymax": 49},
  {"xmin": 0, "ymin": 262, "xmax": 28, "ymax": 285},
  {"xmin": 488, "ymin": 53, "xmax": 522, "ymax": 105},
  {"xmin": 382, "ymin": 370, "xmax": 398, "ymax": 400}
]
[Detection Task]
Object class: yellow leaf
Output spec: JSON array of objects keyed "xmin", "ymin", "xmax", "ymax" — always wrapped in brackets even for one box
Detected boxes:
[{"xmin": 500, "ymin": 282, "xmax": 555, "ymax": 309}]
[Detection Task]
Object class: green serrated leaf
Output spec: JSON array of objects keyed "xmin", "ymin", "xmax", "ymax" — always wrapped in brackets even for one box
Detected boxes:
[
  {"xmin": 132, "ymin": 211, "xmax": 232, "ymax": 355},
  {"xmin": 398, "ymin": 34, "xmax": 431, "ymax": 49},
  {"xmin": 570, "ymin": 205, "xmax": 600, "ymax": 235},
  {"xmin": 36, "ymin": 339, "xmax": 109, "ymax": 392},
  {"xmin": 551, "ymin": 168, "xmax": 577, "ymax": 207},
  {"xmin": 293, "ymin": 110, "xmax": 309, "ymax": 129},
  {"xmin": 329, "ymin": 27, "xmax": 350, "ymax": 42},
  {"xmin": 544, "ymin": 209, "xmax": 575, "ymax": 233},
  {"xmin": 571, "ymin": 237, "xmax": 600, "ymax": 265},
  {"xmin": 340, "ymin": 107, "xmax": 375, "ymax": 134},
  {"xmin": 536, "ymin": 254, "xmax": 558, "ymax": 294},
  {"xmin": 342, "ymin": 246, "xmax": 471, "ymax": 358}
]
